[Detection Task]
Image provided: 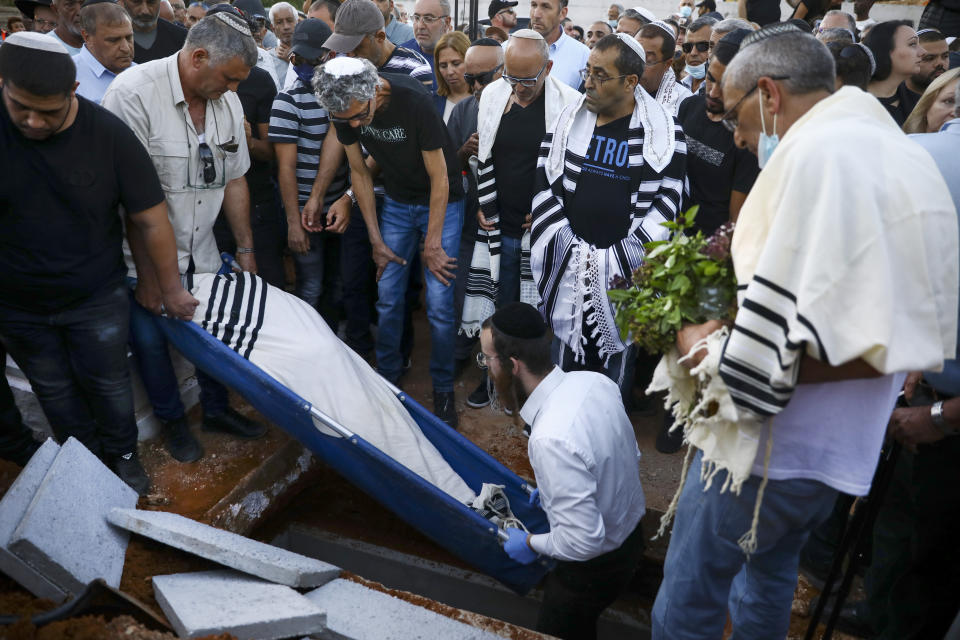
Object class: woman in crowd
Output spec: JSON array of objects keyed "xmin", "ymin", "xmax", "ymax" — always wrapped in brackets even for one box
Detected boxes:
[
  {"xmin": 434, "ymin": 31, "xmax": 471, "ymax": 123},
  {"xmin": 903, "ymin": 67, "xmax": 960, "ymax": 133},
  {"xmin": 864, "ymin": 20, "xmax": 924, "ymax": 125}
]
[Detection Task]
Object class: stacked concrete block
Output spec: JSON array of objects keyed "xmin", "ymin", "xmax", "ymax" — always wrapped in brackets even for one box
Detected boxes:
[
  {"xmin": 7, "ymin": 437, "xmax": 138, "ymax": 596},
  {"xmin": 108, "ymin": 508, "xmax": 340, "ymax": 588},
  {"xmin": 0, "ymin": 439, "xmax": 66, "ymax": 601},
  {"xmin": 153, "ymin": 570, "xmax": 327, "ymax": 639},
  {"xmin": 305, "ymin": 578, "xmax": 505, "ymax": 640}
]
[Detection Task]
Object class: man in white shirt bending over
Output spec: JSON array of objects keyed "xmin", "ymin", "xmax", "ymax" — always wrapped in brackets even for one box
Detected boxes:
[{"xmin": 479, "ymin": 302, "xmax": 646, "ymax": 640}]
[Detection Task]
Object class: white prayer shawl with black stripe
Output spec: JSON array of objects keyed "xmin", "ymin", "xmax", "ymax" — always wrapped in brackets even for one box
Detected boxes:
[
  {"xmin": 722, "ymin": 86, "xmax": 958, "ymax": 419},
  {"xmin": 185, "ymin": 271, "xmax": 477, "ymax": 504},
  {"xmin": 654, "ymin": 67, "xmax": 692, "ymax": 117},
  {"xmin": 460, "ymin": 76, "xmax": 581, "ymax": 337},
  {"xmin": 531, "ymin": 87, "xmax": 687, "ymax": 362}
]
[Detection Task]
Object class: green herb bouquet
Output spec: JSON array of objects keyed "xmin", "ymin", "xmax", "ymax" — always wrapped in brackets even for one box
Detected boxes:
[{"xmin": 608, "ymin": 207, "xmax": 737, "ymax": 354}]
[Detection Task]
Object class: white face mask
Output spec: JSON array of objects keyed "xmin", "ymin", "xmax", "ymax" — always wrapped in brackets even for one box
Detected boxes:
[
  {"xmin": 679, "ymin": 5, "xmax": 693, "ymax": 17},
  {"xmin": 756, "ymin": 90, "xmax": 779, "ymax": 169},
  {"xmin": 685, "ymin": 62, "xmax": 706, "ymax": 79}
]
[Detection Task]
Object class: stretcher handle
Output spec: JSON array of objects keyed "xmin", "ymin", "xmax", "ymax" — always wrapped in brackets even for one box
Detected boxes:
[{"xmin": 308, "ymin": 405, "xmax": 356, "ymax": 439}]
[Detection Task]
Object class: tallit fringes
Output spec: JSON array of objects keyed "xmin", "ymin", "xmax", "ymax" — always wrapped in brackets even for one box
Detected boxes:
[
  {"xmin": 655, "ymin": 444, "xmax": 695, "ymax": 540},
  {"xmin": 738, "ymin": 430, "xmax": 774, "ymax": 558}
]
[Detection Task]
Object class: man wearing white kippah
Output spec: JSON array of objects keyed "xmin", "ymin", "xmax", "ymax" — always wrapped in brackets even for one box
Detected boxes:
[
  {"xmin": 103, "ymin": 14, "xmax": 267, "ymax": 464},
  {"xmin": 637, "ymin": 20, "xmax": 692, "ymax": 115},
  {"xmin": 531, "ymin": 33, "xmax": 687, "ymax": 402}
]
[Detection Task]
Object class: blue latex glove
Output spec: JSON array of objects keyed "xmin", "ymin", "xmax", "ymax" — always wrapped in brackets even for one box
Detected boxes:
[
  {"xmin": 504, "ymin": 527, "xmax": 538, "ymax": 564},
  {"xmin": 528, "ymin": 487, "xmax": 540, "ymax": 507}
]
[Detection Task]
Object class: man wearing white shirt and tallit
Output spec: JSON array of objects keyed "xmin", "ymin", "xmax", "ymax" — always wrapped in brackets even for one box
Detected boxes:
[
  {"xmin": 460, "ymin": 29, "xmax": 580, "ymax": 410},
  {"xmin": 480, "ymin": 302, "xmax": 646, "ymax": 640},
  {"xmin": 651, "ymin": 24, "xmax": 958, "ymax": 640},
  {"xmin": 637, "ymin": 21, "xmax": 692, "ymax": 115}
]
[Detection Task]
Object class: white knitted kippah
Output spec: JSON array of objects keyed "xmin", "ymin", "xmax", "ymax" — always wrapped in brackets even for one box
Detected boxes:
[
  {"xmin": 3, "ymin": 32, "xmax": 69, "ymax": 54},
  {"xmin": 615, "ymin": 32, "xmax": 646, "ymax": 59},
  {"xmin": 323, "ymin": 55, "xmax": 366, "ymax": 77}
]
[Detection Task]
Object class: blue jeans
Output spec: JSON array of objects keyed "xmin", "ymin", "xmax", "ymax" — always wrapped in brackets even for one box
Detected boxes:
[
  {"xmin": 127, "ymin": 279, "xmax": 229, "ymax": 421},
  {"xmin": 376, "ymin": 197, "xmax": 463, "ymax": 390},
  {"xmin": 0, "ymin": 284, "xmax": 137, "ymax": 459},
  {"xmin": 652, "ymin": 450, "xmax": 838, "ymax": 640},
  {"xmin": 292, "ymin": 231, "xmax": 342, "ymax": 331}
]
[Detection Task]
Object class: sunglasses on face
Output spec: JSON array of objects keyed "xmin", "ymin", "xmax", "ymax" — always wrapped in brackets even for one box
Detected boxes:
[
  {"xmin": 330, "ymin": 101, "xmax": 371, "ymax": 124},
  {"xmin": 463, "ymin": 64, "xmax": 503, "ymax": 86},
  {"xmin": 682, "ymin": 40, "xmax": 710, "ymax": 53}
]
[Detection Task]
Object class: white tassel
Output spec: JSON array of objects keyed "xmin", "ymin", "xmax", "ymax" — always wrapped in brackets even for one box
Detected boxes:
[
  {"xmin": 738, "ymin": 431, "xmax": 774, "ymax": 557},
  {"xmin": 655, "ymin": 444, "xmax": 695, "ymax": 540}
]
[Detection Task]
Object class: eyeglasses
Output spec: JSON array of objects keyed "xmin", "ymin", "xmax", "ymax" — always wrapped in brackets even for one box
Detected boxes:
[
  {"xmin": 463, "ymin": 64, "xmax": 503, "ymax": 86},
  {"xmin": 411, "ymin": 13, "xmax": 447, "ymax": 24},
  {"xmin": 34, "ymin": 18, "xmax": 57, "ymax": 29},
  {"xmin": 681, "ymin": 40, "xmax": 710, "ymax": 53},
  {"xmin": 503, "ymin": 61, "xmax": 548, "ymax": 88},
  {"xmin": 719, "ymin": 75, "xmax": 789, "ymax": 132},
  {"xmin": 329, "ymin": 100, "xmax": 371, "ymax": 124},
  {"xmin": 476, "ymin": 351, "xmax": 501, "ymax": 369},
  {"xmin": 578, "ymin": 67, "xmax": 629, "ymax": 86}
]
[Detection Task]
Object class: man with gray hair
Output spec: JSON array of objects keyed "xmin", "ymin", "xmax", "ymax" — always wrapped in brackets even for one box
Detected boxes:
[
  {"xmin": 818, "ymin": 8, "xmax": 857, "ymax": 36},
  {"xmin": 652, "ymin": 24, "xmax": 959, "ymax": 639},
  {"xmin": 73, "ymin": 0, "xmax": 136, "ymax": 104},
  {"xmin": 400, "ymin": 0, "xmax": 451, "ymax": 92},
  {"xmin": 119, "ymin": 0, "xmax": 187, "ymax": 62},
  {"xmin": 615, "ymin": 8, "xmax": 648, "ymax": 36},
  {"xmin": 680, "ymin": 15, "xmax": 716, "ymax": 93},
  {"xmin": 314, "ymin": 57, "xmax": 466, "ymax": 427},
  {"xmin": 102, "ymin": 13, "xmax": 267, "ymax": 463},
  {"xmin": 49, "ymin": 0, "xmax": 84, "ymax": 54},
  {"xmin": 709, "ymin": 17, "xmax": 754, "ymax": 48},
  {"xmin": 460, "ymin": 29, "xmax": 580, "ymax": 409},
  {"xmin": 817, "ymin": 26, "xmax": 855, "ymax": 44},
  {"xmin": 268, "ymin": 1, "xmax": 297, "ymax": 82}
]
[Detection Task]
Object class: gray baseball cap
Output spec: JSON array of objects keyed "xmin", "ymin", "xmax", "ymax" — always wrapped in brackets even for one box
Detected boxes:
[{"xmin": 323, "ymin": 0, "xmax": 385, "ymax": 53}]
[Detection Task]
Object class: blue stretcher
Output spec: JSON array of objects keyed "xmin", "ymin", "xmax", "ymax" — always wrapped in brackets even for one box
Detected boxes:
[{"xmin": 156, "ymin": 315, "xmax": 552, "ymax": 595}]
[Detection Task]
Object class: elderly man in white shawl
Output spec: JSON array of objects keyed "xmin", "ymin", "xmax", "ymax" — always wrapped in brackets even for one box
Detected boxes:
[
  {"xmin": 637, "ymin": 21, "xmax": 691, "ymax": 115},
  {"xmin": 530, "ymin": 32, "xmax": 687, "ymax": 399},
  {"xmin": 460, "ymin": 29, "xmax": 580, "ymax": 410},
  {"xmin": 650, "ymin": 25, "xmax": 959, "ymax": 640}
]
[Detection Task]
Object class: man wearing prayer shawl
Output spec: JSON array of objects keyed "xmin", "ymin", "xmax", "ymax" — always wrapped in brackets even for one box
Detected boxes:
[
  {"xmin": 651, "ymin": 25, "xmax": 958, "ymax": 640},
  {"xmin": 530, "ymin": 33, "xmax": 687, "ymax": 400}
]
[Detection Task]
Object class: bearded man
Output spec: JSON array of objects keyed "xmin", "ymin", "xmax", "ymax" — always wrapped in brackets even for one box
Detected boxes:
[{"xmin": 479, "ymin": 301, "xmax": 646, "ymax": 640}]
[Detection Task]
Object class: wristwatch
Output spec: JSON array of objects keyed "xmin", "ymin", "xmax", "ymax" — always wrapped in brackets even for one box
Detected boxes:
[
  {"xmin": 930, "ymin": 401, "xmax": 959, "ymax": 436},
  {"xmin": 346, "ymin": 189, "xmax": 358, "ymax": 206}
]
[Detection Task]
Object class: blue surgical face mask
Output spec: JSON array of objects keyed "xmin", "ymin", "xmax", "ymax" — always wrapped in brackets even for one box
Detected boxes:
[
  {"xmin": 679, "ymin": 5, "xmax": 693, "ymax": 17},
  {"xmin": 685, "ymin": 62, "xmax": 706, "ymax": 79},
  {"xmin": 294, "ymin": 63, "xmax": 316, "ymax": 87},
  {"xmin": 756, "ymin": 90, "xmax": 779, "ymax": 169}
]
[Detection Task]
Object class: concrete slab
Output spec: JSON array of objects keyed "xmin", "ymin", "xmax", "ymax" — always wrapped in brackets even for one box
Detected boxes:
[
  {"xmin": 152, "ymin": 570, "xmax": 326, "ymax": 640},
  {"xmin": 8, "ymin": 437, "xmax": 138, "ymax": 596},
  {"xmin": 108, "ymin": 508, "xmax": 339, "ymax": 588},
  {"xmin": 0, "ymin": 439, "xmax": 67, "ymax": 602},
  {"xmin": 305, "ymin": 578, "xmax": 504, "ymax": 640}
]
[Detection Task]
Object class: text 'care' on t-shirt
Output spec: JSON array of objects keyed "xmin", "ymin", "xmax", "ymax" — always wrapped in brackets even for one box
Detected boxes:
[
  {"xmin": 333, "ymin": 73, "xmax": 465, "ymax": 205},
  {"xmin": 566, "ymin": 114, "xmax": 635, "ymax": 249},
  {"xmin": 0, "ymin": 96, "xmax": 165, "ymax": 313}
]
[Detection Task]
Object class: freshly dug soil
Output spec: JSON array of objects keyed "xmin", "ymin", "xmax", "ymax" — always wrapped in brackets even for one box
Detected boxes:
[{"xmin": 1, "ymin": 614, "xmax": 233, "ymax": 640}]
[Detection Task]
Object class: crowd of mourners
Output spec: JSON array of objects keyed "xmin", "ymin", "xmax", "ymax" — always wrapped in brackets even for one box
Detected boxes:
[{"xmin": 1, "ymin": 0, "xmax": 959, "ymax": 636}]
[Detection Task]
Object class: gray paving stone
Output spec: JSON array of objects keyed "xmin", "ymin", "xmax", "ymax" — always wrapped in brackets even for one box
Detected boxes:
[
  {"xmin": 108, "ymin": 508, "xmax": 339, "ymax": 588},
  {"xmin": 305, "ymin": 578, "xmax": 505, "ymax": 640},
  {"xmin": 0, "ymin": 439, "xmax": 66, "ymax": 602},
  {"xmin": 8, "ymin": 437, "xmax": 138, "ymax": 596},
  {"xmin": 153, "ymin": 570, "xmax": 327, "ymax": 639}
]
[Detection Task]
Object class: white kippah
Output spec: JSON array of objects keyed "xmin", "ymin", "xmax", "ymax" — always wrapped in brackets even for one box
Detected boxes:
[
  {"xmin": 649, "ymin": 20, "xmax": 676, "ymax": 39},
  {"xmin": 213, "ymin": 12, "xmax": 253, "ymax": 37},
  {"xmin": 323, "ymin": 55, "xmax": 366, "ymax": 77},
  {"xmin": 615, "ymin": 32, "xmax": 646, "ymax": 59},
  {"xmin": 4, "ymin": 32, "xmax": 70, "ymax": 54},
  {"xmin": 631, "ymin": 6, "xmax": 656, "ymax": 22},
  {"xmin": 509, "ymin": 28, "xmax": 544, "ymax": 41}
]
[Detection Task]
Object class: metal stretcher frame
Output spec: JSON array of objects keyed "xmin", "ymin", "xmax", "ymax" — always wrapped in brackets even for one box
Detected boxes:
[{"xmin": 156, "ymin": 316, "xmax": 553, "ymax": 595}]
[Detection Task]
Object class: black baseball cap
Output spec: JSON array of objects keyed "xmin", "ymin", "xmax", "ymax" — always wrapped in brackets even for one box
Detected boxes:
[
  {"xmin": 488, "ymin": 0, "xmax": 518, "ymax": 20},
  {"xmin": 14, "ymin": 0, "xmax": 53, "ymax": 19},
  {"xmin": 291, "ymin": 18, "xmax": 334, "ymax": 60},
  {"xmin": 233, "ymin": 0, "xmax": 268, "ymax": 20},
  {"xmin": 695, "ymin": 0, "xmax": 716, "ymax": 10}
]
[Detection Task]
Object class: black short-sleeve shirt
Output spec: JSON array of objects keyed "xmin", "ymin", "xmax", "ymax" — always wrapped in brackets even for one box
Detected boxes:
[
  {"xmin": 133, "ymin": 18, "xmax": 187, "ymax": 64},
  {"xmin": 678, "ymin": 95, "xmax": 760, "ymax": 235},
  {"xmin": 492, "ymin": 91, "xmax": 546, "ymax": 239},
  {"xmin": 334, "ymin": 73, "xmax": 464, "ymax": 205},
  {"xmin": 0, "ymin": 96, "xmax": 165, "ymax": 313},
  {"xmin": 236, "ymin": 66, "xmax": 278, "ymax": 204}
]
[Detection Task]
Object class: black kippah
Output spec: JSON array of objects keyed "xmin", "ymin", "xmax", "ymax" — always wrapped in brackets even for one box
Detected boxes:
[
  {"xmin": 714, "ymin": 28, "xmax": 752, "ymax": 65},
  {"xmin": 471, "ymin": 37, "xmax": 503, "ymax": 47},
  {"xmin": 490, "ymin": 303, "xmax": 547, "ymax": 339}
]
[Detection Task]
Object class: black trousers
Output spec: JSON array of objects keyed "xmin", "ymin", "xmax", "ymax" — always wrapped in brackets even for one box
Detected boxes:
[
  {"xmin": 536, "ymin": 521, "xmax": 645, "ymax": 640},
  {"xmin": 213, "ymin": 193, "xmax": 288, "ymax": 291},
  {"xmin": 0, "ymin": 345, "xmax": 38, "ymax": 466},
  {"xmin": 0, "ymin": 284, "xmax": 138, "ymax": 460}
]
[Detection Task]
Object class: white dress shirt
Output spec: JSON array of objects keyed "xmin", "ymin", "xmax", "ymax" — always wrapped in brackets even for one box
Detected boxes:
[
  {"xmin": 101, "ymin": 53, "xmax": 250, "ymax": 277},
  {"xmin": 73, "ymin": 46, "xmax": 136, "ymax": 105},
  {"xmin": 520, "ymin": 367, "xmax": 646, "ymax": 562},
  {"xmin": 546, "ymin": 29, "xmax": 590, "ymax": 90}
]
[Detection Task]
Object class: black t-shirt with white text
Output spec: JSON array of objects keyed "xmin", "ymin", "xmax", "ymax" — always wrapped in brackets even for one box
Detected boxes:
[
  {"xmin": 0, "ymin": 96, "xmax": 165, "ymax": 313},
  {"xmin": 678, "ymin": 95, "xmax": 760, "ymax": 235},
  {"xmin": 334, "ymin": 73, "xmax": 464, "ymax": 205},
  {"xmin": 566, "ymin": 115, "xmax": 635, "ymax": 249}
]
